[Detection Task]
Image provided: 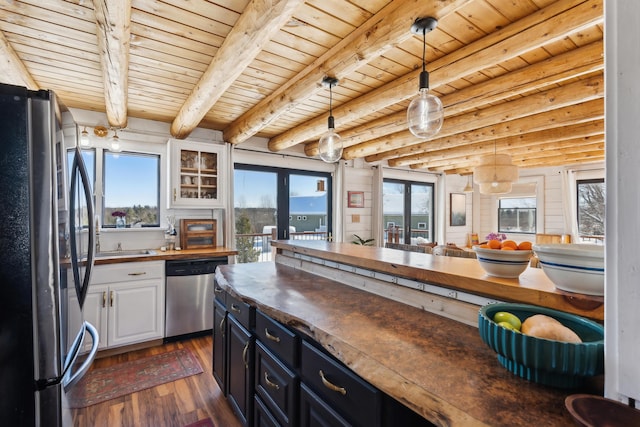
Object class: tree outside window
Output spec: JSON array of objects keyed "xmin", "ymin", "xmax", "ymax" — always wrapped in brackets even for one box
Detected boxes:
[{"xmin": 577, "ymin": 178, "xmax": 605, "ymax": 242}]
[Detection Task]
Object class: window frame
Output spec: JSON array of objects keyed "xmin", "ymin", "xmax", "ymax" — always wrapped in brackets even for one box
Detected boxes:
[
  {"xmin": 382, "ymin": 178, "xmax": 435, "ymax": 244},
  {"xmin": 101, "ymin": 149, "xmax": 162, "ymax": 228},
  {"xmin": 497, "ymin": 196, "xmax": 537, "ymax": 234},
  {"xmin": 576, "ymin": 177, "xmax": 605, "ymax": 242}
]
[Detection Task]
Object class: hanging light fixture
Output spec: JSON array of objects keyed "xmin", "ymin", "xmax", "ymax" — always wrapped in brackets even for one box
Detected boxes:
[
  {"xmin": 407, "ymin": 17, "xmax": 444, "ymax": 139},
  {"xmin": 462, "ymin": 174, "xmax": 474, "ymax": 193},
  {"xmin": 473, "ymin": 141, "xmax": 518, "ymax": 195},
  {"xmin": 318, "ymin": 77, "xmax": 343, "ymax": 163},
  {"xmin": 80, "ymin": 126, "xmax": 91, "ymax": 147},
  {"xmin": 110, "ymin": 128, "xmax": 122, "ymax": 152}
]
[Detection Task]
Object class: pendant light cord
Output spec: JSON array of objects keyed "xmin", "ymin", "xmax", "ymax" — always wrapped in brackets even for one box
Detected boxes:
[
  {"xmin": 422, "ymin": 29, "xmax": 426, "ymax": 73},
  {"xmin": 329, "ymin": 83, "xmax": 333, "ymax": 117}
]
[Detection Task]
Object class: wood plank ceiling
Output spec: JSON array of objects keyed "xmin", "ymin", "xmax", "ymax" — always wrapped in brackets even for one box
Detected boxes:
[{"xmin": 0, "ymin": 0, "xmax": 604, "ymax": 174}]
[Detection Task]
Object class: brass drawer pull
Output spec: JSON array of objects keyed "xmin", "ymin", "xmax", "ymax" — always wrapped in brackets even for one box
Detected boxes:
[
  {"xmin": 219, "ymin": 317, "xmax": 226, "ymax": 336},
  {"xmin": 110, "ymin": 291, "xmax": 114, "ymax": 307},
  {"xmin": 319, "ymin": 370, "xmax": 346, "ymax": 395},
  {"xmin": 264, "ymin": 371, "xmax": 280, "ymax": 390},
  {"xmin": 214, "ymin": 286, "xmax": 223, "ymax": 293},
  {"xmin": 231, "ymin": 303, "xmax": 241, "ymax": 313},
  {"xmin": 102, "ymin": 291, "xmax": 106, "ymax": 308},
  {"xmin": 242, "ymin": 341, "xmax": 249, "ymax": 368},
  {"xmin": 264, "ymin": 328, "xmax": 281, "ymax": 343},
  {"xmin": 127, "ymin": 272, "xmax": 147, "ymax": 276}
]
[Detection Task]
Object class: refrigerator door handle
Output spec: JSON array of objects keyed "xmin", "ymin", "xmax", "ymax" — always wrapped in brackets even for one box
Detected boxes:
[
  {"xmin": 63, "ymin": 321, "xmax": 99, "ymax": 392},
  {"xmin": 68, "ymin": 146, "xmax": 95, "ymax": 308}
]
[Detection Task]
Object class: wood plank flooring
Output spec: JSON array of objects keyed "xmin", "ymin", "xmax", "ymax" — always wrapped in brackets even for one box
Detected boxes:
[{"xmin": 71, "ymin": 335, "xmax": 242, "ymax": 427}]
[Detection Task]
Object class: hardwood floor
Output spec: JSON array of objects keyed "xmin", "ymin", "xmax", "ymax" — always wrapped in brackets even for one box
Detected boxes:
[{"xmin": 71, "ymin": 335, "xmax": 242, "ymax": 427}]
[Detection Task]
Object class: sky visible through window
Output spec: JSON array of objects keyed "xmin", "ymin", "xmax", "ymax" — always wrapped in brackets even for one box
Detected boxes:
[
  {"xmin": 235, "ymin": 170, "xmax": 323, "ymax": 208},
  {"xmin": 104, "ymin": 152, "xmax": 159, "ymax": 207}
]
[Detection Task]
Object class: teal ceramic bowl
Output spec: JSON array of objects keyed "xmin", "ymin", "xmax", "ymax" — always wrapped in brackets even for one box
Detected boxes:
[{"xmin": 478, "ymin": 303, "xmax": 604, "ymax": 388}]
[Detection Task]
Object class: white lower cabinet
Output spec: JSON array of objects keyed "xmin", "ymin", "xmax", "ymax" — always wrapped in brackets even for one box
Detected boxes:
[{"xmin": 72, "ymin": 261, "xmax": 165, "ymax": 351}]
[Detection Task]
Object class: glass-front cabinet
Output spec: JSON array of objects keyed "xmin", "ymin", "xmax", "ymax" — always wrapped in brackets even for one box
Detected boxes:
[{"xmin": 169, "ymin": 140, "xmax": 226, "ymax": 208}]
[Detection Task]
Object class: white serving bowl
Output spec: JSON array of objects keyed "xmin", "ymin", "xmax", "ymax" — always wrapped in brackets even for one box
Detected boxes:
[
  {"xmin": 473, "ymin": 246, "xmax": 532, "ymax": 278},
  {"xmin": 532, "ymin": 244, "xmax": 604, "ymax": 296}
]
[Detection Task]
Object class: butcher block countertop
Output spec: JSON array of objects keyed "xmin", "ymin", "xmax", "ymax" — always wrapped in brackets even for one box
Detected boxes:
[
  {"xmin": 92, "ymin": 247, "xmax": 237, "ymax": 265},
  {"xmin": 271, "ymin": 240, "xmax": 603, "ymax": 322},
  {"xmin": 215, "ymin": 260, "xmax": 603, "ymax": 427}
]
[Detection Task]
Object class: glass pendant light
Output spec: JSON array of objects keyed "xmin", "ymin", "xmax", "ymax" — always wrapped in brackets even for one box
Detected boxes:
[
  {"xmin": 80, "ymin": 126, "xmax": 91, "ymax": 147},
  {"xmin": 318, "ymin": 77, "xmax": 343, "ymax": 163},
  {"xmin": 463, "ymin": 174, "xmax": 474, "ymax": 193},
  {"xmin": 110, "ymin": 129, "xmax": 122, "ymax": 152},
  {"xmin": 407, "ymin": 17, "xmax": 444, "ymax": 139}
]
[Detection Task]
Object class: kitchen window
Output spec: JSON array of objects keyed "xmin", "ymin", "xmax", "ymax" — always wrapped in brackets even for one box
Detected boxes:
[{"xmin": 102, "ymin": 151, "xmax": 160, "ymax": 228}]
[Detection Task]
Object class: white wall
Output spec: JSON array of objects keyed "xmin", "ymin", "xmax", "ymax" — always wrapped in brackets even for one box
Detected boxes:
[{"xmin": 604, "ymin": 0, "xmax": 640, "ymax": 403}]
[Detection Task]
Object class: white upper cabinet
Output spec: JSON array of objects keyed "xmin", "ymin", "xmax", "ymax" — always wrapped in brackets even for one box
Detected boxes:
[{"xmin": 168, "ymin": 140, "xmax": 226, "ymax": 208}]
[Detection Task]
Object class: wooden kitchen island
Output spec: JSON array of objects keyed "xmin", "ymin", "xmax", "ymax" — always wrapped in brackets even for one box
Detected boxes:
[{"xmin": 214, "ymin": 240, "xmax": 604, "ymax": 427}]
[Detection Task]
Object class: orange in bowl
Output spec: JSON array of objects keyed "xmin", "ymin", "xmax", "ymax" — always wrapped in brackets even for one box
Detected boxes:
[
  {"xmin": 488, "ymin": 239, "xmax": 502, "ymax": 249},
  {"xmin": 518, "ymin": 241, "xmax": 533, "ymax": 250},
  {"xmin": 501, "ymin": 240, "xmax": 518, "ymax": 249}
]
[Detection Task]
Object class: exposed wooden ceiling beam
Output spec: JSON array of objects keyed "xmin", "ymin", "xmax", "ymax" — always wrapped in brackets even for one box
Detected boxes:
[
  {"xmin": 349, "ymin": 75, "xmax": 604, "ymax": 161},
  {"xmin": 304, "ymin": 40, "xmax": 603, "ymax": 157},
  {"xmin": 169, "ymin": 0, "xmax": 304, "ymax": 139},
  {"xmin": 410, "ymin": 134, "xmax": 604, "ymax": 170},
  {"xmin": 400, "ymin": 121, "xmax": 604, "ymax": 169},
  {"xmin": 93, "ymin": 0, "xmax": 131, "ymax": 128},
  {"xmin": 222, "ymin": 0, "xmax": 471, "ymax": 145},
  {"xmin": 370, "ymin": 98, "xmax": 604, "ymax": 164},
  {"xmin": 267, "ymin": 0, "xmax": 603, "ymax": 153},
  {"xmin": 432, "ymin": 148, "xmax": 605, "ymax": 174},
  {"xmin": 0, "ymin": 30, "xmax": 38, "ymax": 89}
]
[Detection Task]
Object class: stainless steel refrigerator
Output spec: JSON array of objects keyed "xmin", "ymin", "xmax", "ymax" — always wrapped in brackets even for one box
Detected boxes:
[{"xmin": 0, "ymin": 83, "xmax": 99, "ymax": 426}]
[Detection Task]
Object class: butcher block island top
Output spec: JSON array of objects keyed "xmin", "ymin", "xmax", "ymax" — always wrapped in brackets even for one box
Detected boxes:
[
  {"xmin": 215, "ymin": 260, "xmax": 602, "ymax": 427},
  {"xmin": 271, "ymin": 240, "xmax": 603, "ymax": 322}
]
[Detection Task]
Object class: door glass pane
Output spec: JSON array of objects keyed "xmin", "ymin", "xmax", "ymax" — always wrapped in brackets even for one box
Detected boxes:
[
  {"xmin": 289, "ymin": 174, "xmax": 328, "ymax": 240},
  {"xmin": 383, "ymin": 181, "xmax": 405, "ymax": 244},
  {"xmin": 234, "ymin": 169, "xmax": 278, "ymax": 263},
  {"xmin": 410, "ymin": 184, "xmax": 432, "ymax": 243}
]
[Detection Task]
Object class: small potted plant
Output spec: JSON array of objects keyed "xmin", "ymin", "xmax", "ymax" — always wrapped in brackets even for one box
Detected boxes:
[
  {"xmin": 112, "ymin": 210, "xmax": 127, "ymax": 228},
  {"xmin": 352, "ymin": 234, "xmax": 375, "ymax": 246}
]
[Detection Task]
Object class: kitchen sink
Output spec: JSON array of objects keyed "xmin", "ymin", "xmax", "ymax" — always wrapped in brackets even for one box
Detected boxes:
[{"xmin": 95, "ymin": 249, "xmax": 157, "ymax": 258}]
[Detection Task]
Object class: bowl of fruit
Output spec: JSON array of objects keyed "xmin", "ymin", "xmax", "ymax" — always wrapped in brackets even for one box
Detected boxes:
[
  {"xmin": 473, "ymin": 240, "xmax": 533, "ymax": 278},
  {"xmin": 478, "ymin": 302, "xmax": 604, "ymax": 388}
]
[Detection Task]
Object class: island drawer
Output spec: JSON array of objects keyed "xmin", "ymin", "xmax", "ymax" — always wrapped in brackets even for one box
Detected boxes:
[
  {"xmin": 254, "ymin": 341, "xmax": 299, "ymax": 427},
  {"xmin": 300, "ymin": 340, "xmax": 381, "ymax": 427},
  {"xmin": 227, "ymin": 293, "xmax": 254, "ymax": 330},
  {"xmin": 255, "ymin": 310, "xmax": 300, "ymax": 368}
]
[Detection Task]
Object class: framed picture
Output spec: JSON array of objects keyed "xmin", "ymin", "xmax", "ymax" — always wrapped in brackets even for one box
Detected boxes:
[
  {"xmin": 450, "ymin": 193, "xmax": 466, "ymax": 226},
  {"xmin": 348, "ymin": 191, "xmax": 365, "ymax": 208}
]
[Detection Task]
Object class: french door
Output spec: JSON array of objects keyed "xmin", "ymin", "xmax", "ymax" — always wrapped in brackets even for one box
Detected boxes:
[{"xmin": 234, "ymin": 164, "xmax": 332, "ymax": 262}]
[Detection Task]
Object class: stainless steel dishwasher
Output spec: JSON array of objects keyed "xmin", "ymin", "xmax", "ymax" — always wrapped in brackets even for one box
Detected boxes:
[{"xmin": 165, "ymin": 257, "xmax": 227, "ymax": 339}]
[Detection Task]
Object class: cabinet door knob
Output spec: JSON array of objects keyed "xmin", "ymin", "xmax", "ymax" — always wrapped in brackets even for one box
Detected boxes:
[
  {"xmin": 264, "ymin": 328, "xmax": 281, "ymax": 343},
  {"xmin": 319, "ymin": 370, "xmax": 347, "ymax": 395},
  {"xmin": 264, "ymin": 371, "xmax": 280, "ymax": 390}
]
